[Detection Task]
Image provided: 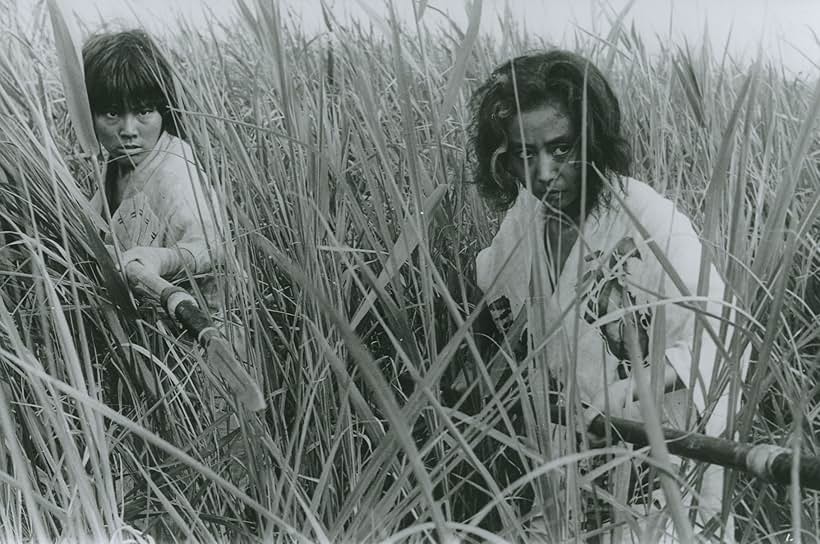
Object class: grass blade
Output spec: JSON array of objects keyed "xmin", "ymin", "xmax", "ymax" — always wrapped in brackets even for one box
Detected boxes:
[{"xmin": 45, "ymin": 0, "xmax": 97, "ymax": 157}]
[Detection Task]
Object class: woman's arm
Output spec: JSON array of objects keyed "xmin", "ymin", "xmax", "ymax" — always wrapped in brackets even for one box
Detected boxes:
[
  {"xmin": 587, "ymin": 358, "xmax": 680, "ymax": 415},
  {"xmin": 168, "ymin": 178, "xmax": 225, "ymax": 275},
  {"xmin": 111, "ymin": 180, "xmax": 224, "ymax": 281},
  {"xmin": 116, "ymin": 245, "xmax": 196, "ymax": 279},
  {"xmin": 584, "ymin": 357, "xmax": 681, "ymax": 446}
]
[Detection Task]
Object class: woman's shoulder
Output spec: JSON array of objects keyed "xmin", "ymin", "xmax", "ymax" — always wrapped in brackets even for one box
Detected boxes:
[
  {"xmin": 142, "ymin": 134, "xmax": 206, "ymax": 192},
  {"xmin": 618, "ymin": 176, "xmax": 696, "ymax": 238},
  {"xmin": 620, "ymin": 177, "xmax": 672, "ymax": 210},
  {"xmin": 151, "ymin": 134, "xmax": 199, "ymax": 173}
]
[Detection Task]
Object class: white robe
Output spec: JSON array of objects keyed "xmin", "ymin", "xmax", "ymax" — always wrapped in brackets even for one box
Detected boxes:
[
  {"xmin": 476, "ymin": 177, "xmax": 738, "ymax": 425},
  {"xmin": 476, "ymin": 177, "xmax": 745, "ymax": 540}
]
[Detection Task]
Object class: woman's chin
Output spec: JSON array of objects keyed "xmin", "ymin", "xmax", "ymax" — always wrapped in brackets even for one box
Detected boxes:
[
  {"xmin": 111, "ymin": 152, "xmax": 147, "ymax": 167},
  {"xmin": 522, "ymin": 185, "xmax": 547, "ymax": 200},
  {"xmin": 544, "ymin": 192, "xmax": 564, "ymax": 208}
]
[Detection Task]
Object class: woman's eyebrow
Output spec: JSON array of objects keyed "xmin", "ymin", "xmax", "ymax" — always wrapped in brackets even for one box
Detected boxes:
[
  {"xmin": 509, "ymin": 134, "xmax": 574, "ymax": 146},
  {"xmin": 132, "ymin": 99, "xmax": 158, "ymax": 109}
]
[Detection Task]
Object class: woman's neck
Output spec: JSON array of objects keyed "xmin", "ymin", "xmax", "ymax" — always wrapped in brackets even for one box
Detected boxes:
[
  {"xmin": 104, "ymin": 162, "xmax": 134, "ymax": 214},
  {"xmin": 544, "ymin": 211, "xmax": 580, "ymax": 284}
]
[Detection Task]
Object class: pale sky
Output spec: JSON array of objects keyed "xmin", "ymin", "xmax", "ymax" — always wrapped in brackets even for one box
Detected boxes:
[{"xmin": 8, "ymin": 0, "xmax": 820, "ymax": 75}]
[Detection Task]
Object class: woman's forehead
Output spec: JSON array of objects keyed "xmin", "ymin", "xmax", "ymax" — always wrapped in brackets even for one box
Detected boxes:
[
  {"xmin": 94, "ymin": 94, "xmax": 162, "ymax": 112},
  {"xmin": 507, "ymin": 103, "xmax": 573, "ymax": 144}
]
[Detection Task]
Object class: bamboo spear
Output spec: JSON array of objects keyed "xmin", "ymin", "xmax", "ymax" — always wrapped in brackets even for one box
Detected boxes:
[
  {"xmin": 480, "ymin": 300, "xmax": 818, "ymax": 490},
  {"xmin": 125, "ymin": 261, "xmax": 266, "ymax": 412},
  {"xmin": 81, "ymin": 212, "xmax": 265, "ymax": 412},
  {"xmin": 548, "ymin": 402, "xmax": 820, "ymax": 491}
]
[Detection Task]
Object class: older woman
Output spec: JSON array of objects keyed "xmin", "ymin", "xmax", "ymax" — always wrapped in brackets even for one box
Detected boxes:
[{"xmin": 470, "ymin": 50, "xmax": 743, "ymax": 542}]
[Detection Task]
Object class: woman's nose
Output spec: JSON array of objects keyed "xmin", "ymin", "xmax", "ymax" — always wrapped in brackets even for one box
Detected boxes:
[
  {"xmin": 119, "ymin": 113, "xmax": 138, "ymax": 137},
  {"xmin": 536, "ymin": 149, "xmax": 558, "ymax": 182}
]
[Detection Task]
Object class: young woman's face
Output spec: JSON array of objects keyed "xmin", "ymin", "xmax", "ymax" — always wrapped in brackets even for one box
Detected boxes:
[
  {"xmin": 94, "ymin": 105, "xmax": 162, "ymax": 167},
  {"xmin": 506, "ymin": 102, "xmax": 581, "ymax": 213}
]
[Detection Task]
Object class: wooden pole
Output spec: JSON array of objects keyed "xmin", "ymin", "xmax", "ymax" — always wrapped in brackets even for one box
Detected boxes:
[{"xmin": 549, "ymin": 403, "xmax": 820, "ymax": 491}]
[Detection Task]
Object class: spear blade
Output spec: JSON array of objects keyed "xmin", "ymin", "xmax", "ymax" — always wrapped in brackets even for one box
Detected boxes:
[{"xmin": 126, "ymin": 261, "xmax": 265, "ymax": 412}]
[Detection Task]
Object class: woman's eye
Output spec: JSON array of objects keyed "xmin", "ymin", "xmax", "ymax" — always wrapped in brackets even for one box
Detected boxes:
[
  {"xmin": 516, "ymin": 148, "xmax": 535, "ymax": 160},
  {"xmin": 552, "ymin": 144, "xmax": 571, "ymax": 158},
  {"xmin": 105, "ymin": 112, "xmax": 120, "ymax": 119},
  {"xmin": 137, "ymin": 108, "xmax": 156, "ymax": 117}
]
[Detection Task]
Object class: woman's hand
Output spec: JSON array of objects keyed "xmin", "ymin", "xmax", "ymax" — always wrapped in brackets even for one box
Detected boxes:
[
  {"xmin": 106, "ymin": 245, "xmax": 185, "ymax": 279},
  {"xmin": 582, "ymin": 361, "xmax": 684, "ymax": 447},
  {"xmin": 119, "ymin": 247, "xmax": 166, "ymax": 277},
  {"xmin": 583, "ymin": 378, "xmax": 640, "ymax": 448}
]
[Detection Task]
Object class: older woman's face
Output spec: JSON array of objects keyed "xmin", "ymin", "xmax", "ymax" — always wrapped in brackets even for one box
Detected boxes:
[{"xmin": 506, "ymin": 102, "xmax": 581, "ymax": 213}]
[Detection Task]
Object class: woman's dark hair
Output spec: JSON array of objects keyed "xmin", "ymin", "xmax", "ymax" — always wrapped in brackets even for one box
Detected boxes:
[
  {"xmin": 469, "ymin": 50, "xmax": 631, "ymax": 213},
  {"xmin": 83, "ymin": 29, "xmax": 185, "ymax": 139}
]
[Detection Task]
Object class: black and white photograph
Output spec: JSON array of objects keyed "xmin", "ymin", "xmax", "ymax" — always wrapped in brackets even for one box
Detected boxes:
[{"xmin": 0, "ymin": 0, "xmax": 818, "ymax": 542}]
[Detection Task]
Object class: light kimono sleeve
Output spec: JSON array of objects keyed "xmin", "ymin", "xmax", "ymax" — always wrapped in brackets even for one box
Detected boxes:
[
  {"xmin": 630, "ymin": 188, "xmax": 745, "ymax": 529},
  {"xmin": 475, "ymin": 189, "xmax": 544, "ymax": 319},
  {"xmin": 156, "ymin": 159, "xmax": 225, "ymax": 276},
  {"xmin": 630, "ymin": 190, "xmax": 733, "ymax": 428}
]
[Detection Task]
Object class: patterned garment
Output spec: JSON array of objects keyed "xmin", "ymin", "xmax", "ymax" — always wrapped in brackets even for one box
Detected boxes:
[
  {"xmin": 90, "ymin": 132, "xmax": 225, "ymax": 307},
  {"xmin": 91, "ymin": 132, "xmax": 223, "ymax": 272},
  {"xmin": 581, "ymin": 236, "xmax": 652, "ymax": 379}
]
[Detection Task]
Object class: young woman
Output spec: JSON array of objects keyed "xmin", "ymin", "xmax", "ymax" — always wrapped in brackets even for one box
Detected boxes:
[
  {"xmin": 83, "ymin": 29, "xmax": 223, "ymax": 300},
  {"xmin": 470, "ymin": 50, "xmax": 743, "ymax": 542},
  {"xmin": 82, "ymin": 29, "xmax": 245, "ymax": 412}
]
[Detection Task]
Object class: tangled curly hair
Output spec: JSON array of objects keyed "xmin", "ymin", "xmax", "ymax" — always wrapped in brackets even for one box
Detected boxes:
[
  {"xmin": 469, "ymin": 50, "xmax": 631, "ymax": 213},
  {"xmin": 83, "ymin": 29, "xmax": 185, "ymax": 139}
]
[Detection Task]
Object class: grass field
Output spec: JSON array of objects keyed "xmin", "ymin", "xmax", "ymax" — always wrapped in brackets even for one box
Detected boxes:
[{"xmin": 0, "ymin": 0, "xmax": 819, "ymax": 541}]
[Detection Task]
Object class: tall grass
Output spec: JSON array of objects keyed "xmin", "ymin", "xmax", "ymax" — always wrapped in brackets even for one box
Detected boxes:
[{"xmin": 0, "ymin": 0, "xmax": 818, "ymax": 541}]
